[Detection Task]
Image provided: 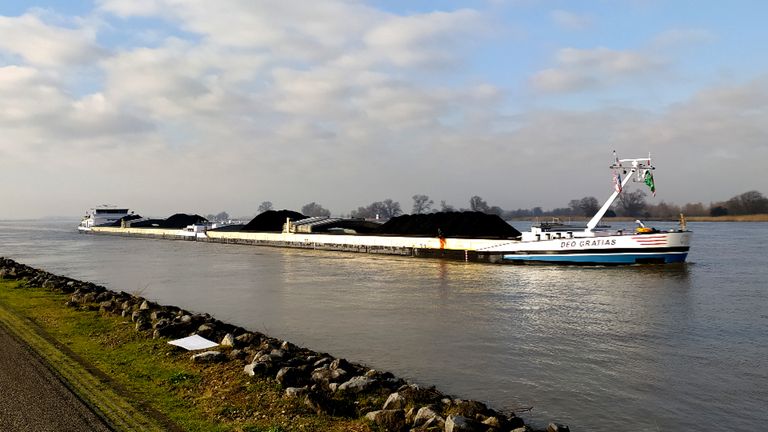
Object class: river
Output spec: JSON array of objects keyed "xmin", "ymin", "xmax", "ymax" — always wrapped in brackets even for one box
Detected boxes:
[{"xmin": 0, "ymin": 219, "xmax": 766, "ymax": 431}]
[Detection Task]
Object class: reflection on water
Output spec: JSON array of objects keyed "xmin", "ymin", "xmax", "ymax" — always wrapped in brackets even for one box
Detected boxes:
[{"xmin": 0, "ymin": 220, "xmax": 766, "ymax": 431}]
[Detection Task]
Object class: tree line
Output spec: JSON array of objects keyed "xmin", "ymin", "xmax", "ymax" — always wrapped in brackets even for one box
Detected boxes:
[{"xmin": 206, "ymin": 190, "xmax": 767, "ymax": 222}]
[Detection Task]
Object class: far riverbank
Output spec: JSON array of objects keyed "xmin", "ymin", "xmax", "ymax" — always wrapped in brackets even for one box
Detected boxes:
[{"xmin": 508, "ymin": 214, "xmax": 768, "ymax": 222}]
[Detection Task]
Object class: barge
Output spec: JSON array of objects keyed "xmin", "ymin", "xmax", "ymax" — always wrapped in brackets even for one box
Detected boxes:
[{"xmin": 79, "ymin": 155, "xmax": 691, "ymax": 265}]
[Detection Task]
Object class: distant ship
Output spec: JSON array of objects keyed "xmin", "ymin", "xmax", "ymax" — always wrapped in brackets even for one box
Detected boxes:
[
  {"xmin": 79, "ymin": 155, "xmax": 691, "ymax": 265},
  {"xmin": 78, "ymin": 206, "xmax": 134, "ymax": 231}
]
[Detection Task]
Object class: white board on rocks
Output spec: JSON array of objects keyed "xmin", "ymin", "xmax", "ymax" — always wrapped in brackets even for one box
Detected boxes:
[{"xmin": 168, "ymin": 334, "xmax": 218, "ymax": 351}]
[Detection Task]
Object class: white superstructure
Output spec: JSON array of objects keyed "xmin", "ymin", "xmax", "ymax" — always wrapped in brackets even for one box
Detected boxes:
[{"xmin": 78, "ymin": 206, "xmax": 132, "ymax": 231}]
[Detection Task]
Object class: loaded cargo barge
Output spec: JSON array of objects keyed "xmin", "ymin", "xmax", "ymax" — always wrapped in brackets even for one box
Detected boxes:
[
  {"xmin": 79, "ymin": 155, "xmax": 692, "ymax": 265},
  {"xmin": 83, "ymin": 224, "xmax": 517, "ymax": 263}
]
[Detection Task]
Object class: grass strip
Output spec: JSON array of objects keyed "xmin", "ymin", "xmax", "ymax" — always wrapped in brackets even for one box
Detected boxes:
[
  {"xmin": 0, "ymin": 279, "xmax": 372, "ymax": 432},
  {"xmin": 0, "ymin": 281, "xmax": 167, "ymax": 431}
]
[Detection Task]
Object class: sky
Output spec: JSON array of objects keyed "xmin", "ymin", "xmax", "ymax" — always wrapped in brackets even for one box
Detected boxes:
[{"xmin": 1, "ymin": 0, "xmax": 767, "ymax": 219}]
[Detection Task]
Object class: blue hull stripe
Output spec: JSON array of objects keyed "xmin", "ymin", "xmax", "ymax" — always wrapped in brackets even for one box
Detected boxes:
[{"xmin": 502, "ymin": 252, "xmax": 688, "ymax": 264}]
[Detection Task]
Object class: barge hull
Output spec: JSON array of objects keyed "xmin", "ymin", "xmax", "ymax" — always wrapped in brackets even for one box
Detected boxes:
[
  {"xmin": 84, "ymin": 226, "xmax": 690, "ymax": 265},
  {"xmin": 85, "ymin": 227, "xmax": 507, "ymax": 263}
]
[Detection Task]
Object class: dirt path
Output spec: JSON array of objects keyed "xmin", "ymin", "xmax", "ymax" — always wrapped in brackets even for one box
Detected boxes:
[{"xmin": 0, "ymin": 323, "xmax": 112, "ymax": 432}]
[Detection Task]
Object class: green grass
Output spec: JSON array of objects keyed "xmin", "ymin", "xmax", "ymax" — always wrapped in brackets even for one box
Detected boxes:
[{"xmin": 0, "ymin": 279, "xmax": 372, "ymax": 432}]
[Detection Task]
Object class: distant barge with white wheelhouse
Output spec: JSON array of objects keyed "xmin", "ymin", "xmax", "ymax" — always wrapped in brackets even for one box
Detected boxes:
[{"xmin": 79, "ymin": 155, "xmax": 691, "ymax": 265}]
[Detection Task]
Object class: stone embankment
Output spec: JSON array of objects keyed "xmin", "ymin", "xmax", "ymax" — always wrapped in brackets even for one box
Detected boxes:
[{"xmin": 0, "ymin": 257, "xmax": 570, "ymax": 432}]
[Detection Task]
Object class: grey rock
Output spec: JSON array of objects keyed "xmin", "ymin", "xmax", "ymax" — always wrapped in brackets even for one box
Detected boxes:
[
  {"xmin": 99, "ymin": 300, "xmax": 115, "ymax": 312},
  {"xmin": 220, "ymin": 333, "xmax": 236, "ymax": 347},
  {"xmin": 227, "ymin": 349, "xmax": 246, "ymax": 361},
  {"xmin": 153, "ymin": 318, "xmax": 171, "ymax": 330},
  {"xmin": 236, "ymin": 332, "xmax": 257, "ymax": 345},
  {"xmin": 330, "ymin": 358, "xmax": 350, "ymax": 371},
  {"xmin": 382, "ymin": 392, "xmax": 406, "ymax": 410},
  {"xmin": 445, "ymin": 415, "xmax": 485, "ymax": 432},
  {"xmin": 331, "ymin": 368, "xmax": 348, "ymax": 382},
  {"xmin": 413, "ymin": 406, "xmax": 442, "ymax": 428},
  {"xmin": 337, "ymin": 376, "xmax": 373, "ymax": 393},
  {"xmin": 275, "ymin": 367, "xmax": 304, "ymax": 388},
  {"xmin": 197, "ymin": 323, "xmax": 215, "ymax": 338},
  {"xmin": 154, "ymin": 322, "xmax": 187, "ymax": 339},
  {"xmin": 150, "ymin": 310, "xmax": 168, "ymax": 321},
  {"xmin": 451, "ymin": 399, "xmax": 488, "ymax": 418},
  {"xmin": 191, "ymin": 351, "xmax": 224, "ymax": 363},
  {"xmin": 482, "ymin": 416, "xmax": 502, "ymax": 429},
  {"xmin": 135, "ymin": 318, "xmax": 151, "ymax": 331},
  {"xmin": 405, "ymin": 407, "xmax": 416, "ymax": 426},
  {"xmin": 244, "ymin": 360, "xmax": 272, "ymax": 376},
  {"xmin": 130, "ymin": 310, "xmax": 145, "ymax": 323},
  {"xmin": 304, "ymin": 392, "xmax": 329, "ymax": 415},
  {"xmin": 422, "ymin": 416, "xmax": 446, "ymax": 430},
  {"xmin": 548, "ymin": 423, "xmax": 570, "ymax": 432},
  {"xmin": 280, "ymin": 340, "xmax": 294, "ymax": 351},
  {"xmin": 95, "ymin": 291, "xmax": 113, "ymax": 302},
  {"xmin": 313, "ymin": 357, "xmax": 332, "ymax": 368},
  {"xmin": 311, "ymin": 367, "xmax": 332, "ymax": 384},
  {"xmin": 244, "ymin": 363, "xmax": 258, "ymax": 376},
  {"xmin": 364, "ymin": 409, "xmax": 405, "ymax": 432}
]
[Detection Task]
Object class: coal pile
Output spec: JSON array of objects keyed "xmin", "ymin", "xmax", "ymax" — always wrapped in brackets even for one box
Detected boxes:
[
  {"xmin": 242, "ymin": 210, "xmax": 306, "ymax": 232},
  {"xmin": 161, "ymin": 213, "xmax": 208, "ymax": 228},
  {"xmin": 376, "ymin": 212, "xmax": 521, "ymax": 239},
  {"xmin": 130, "ymin": 219, "xmax": 163, "ymax": 228},
  {"xmin": 108, "ymin": 214, "xmax": 143, "ymax": 227},
  {"xmin": 130, "ymin": 213, "xmax": 208, "ymax": 229}
]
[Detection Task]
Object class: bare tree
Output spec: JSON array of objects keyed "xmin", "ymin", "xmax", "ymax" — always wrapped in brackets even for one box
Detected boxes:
[
  {"xmin": 351, "ymin": 199, "xmax": 402, "ymax": 219},
  {"xmin": 469, "ymin": 196, "xmax": 490, "ymax": 212},
  {"xmin": 644, "ymin": 201, "xmax": 681, "ymax": 218},
  {"xmin": 412, "ymin": 194, "xmax": 434, "ymax": 214},
  {"xmin": 257, "ymin": 201, "xmax": 273, "ymax": 214},
  {"xmin": 440, "ymin": 200, "xmax": 455, "ymax": 212},
  {"xmin": 301, "ymin": 202, "xmax": 331, "ymax": 217},
  {"xmin": 725, "ymin": 190, "xmax": 768, "ymax": 215},
  {"xmin": 681, "ymin": 202, "xmax": 707, "ymax": 216},
  {"xmin": 569, "ymin": 196, "xmax": 600, "ymax": 216},
  {"xmin": 381, "ymin": 199, "xmax": 402, "ymax": 218},
  {"xmin": 617, "ymin": 190, "xmax": 647, "ymax": 216}
]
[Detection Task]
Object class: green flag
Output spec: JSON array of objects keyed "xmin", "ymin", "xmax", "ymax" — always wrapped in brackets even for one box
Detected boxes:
[{"xmin": 644, "ymin": 170, "xmax": 656, "ymax": 197}]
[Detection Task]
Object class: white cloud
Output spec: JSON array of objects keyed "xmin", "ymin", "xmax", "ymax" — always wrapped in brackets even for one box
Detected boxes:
[
  {"xmin": 652, "ymin": 28, "xmax": 714, "ymax": 48},
  {"xmin": 0, "ymin": 13, "xmax": 102, "ymax": 67},
  {"xmin": 551, "ymin": 10, "xmax": 593, "ymax": 31},
  {"xmin": 532, "ymin": 47, "xmax": 664, "ymax": 92},
  {"xmin": 2, "ymin": 2, "xmax": 766, "ymax": 219},
  {"xmin": 100, "ymin": 0, "xmax": 378, "ymax": 62},
  {"xmin": 364, "ymin": 9, "xmax": 487, "ymax": 68},
  {"xmin": 96, "ymin": 0, "xmax": 165, "ymax": 17}
]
